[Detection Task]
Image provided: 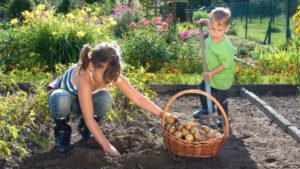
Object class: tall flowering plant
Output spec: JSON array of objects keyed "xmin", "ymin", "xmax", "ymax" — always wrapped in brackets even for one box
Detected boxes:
[
  {"xmin": 3, "ymin": 4, "xmax": 116, "ymax": 71},
  {"xmin": 112, "ymin": 0, "xmax": 145, "ymax": 36},
  {"xmin": 292, "ymin": 5, "xmax": 300, "ymax": 34}
]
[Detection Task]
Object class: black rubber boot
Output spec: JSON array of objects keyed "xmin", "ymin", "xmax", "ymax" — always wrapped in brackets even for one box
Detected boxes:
[
  {"xmin": 54, "ymin": 118, "xmax": 71, "ymax": 153},
  {"xmin": 78, "ymin": 116, "xmax": 102, "ymax": 141}
]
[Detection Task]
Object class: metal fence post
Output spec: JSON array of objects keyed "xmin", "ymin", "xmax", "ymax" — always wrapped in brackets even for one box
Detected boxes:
[
  {"xmin": 245, "ymin": 1, "xmax": 249, "ymax": 38},
  {"xmin": 286, "ymin": 0, "xmax": 291, "ymax": 40}
]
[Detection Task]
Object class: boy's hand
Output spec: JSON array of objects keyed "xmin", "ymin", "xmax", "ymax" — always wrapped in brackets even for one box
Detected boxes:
[
  {"xmin": 204, "ymin": 71, "xmax": 213, "ymax": 80},
  {"xmin": 194, "ymin": 19, "xmax": 209, "ymax": 27}
]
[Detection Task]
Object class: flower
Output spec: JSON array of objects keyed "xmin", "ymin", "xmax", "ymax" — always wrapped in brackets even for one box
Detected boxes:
[
  {"xmin": 52, "ymin": 31, "xmax": 58, "ymax": 36},
  {"xmin": 10, "ymin": 18, "xmax": 18, "ymax": 25},
  {"xmin": 129, "ymin": 22, "xmax": 137, "ymax": 28},
  {"xmin": 161, "ymin": 21, "xmax": 168, "ymax": 32},
  {"xmin": 153, "ymin": 16, "xmax": 161, "ymax": 25},
  {"xmin": 36, "ymin": 4, "xmax": 46, "ymax": 11},
  {"xmin": 76, "ymin": 31, "xmax": 85, "ymax": 38},
  {"xmin": 139, "ymin": 18, "xmax": 149, "ymax": 26},
  {"xmin": 180, "ymin": 31, "xmax": 190, "ymax": 39}
]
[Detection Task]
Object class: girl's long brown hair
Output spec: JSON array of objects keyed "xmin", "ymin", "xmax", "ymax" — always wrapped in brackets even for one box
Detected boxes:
[{"xmin": 78, "ymin": 43, "xmax": 122, "ymax": 84}]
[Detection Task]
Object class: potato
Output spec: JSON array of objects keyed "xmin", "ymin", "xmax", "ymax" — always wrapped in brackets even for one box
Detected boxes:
[
  {"xmin": 182, "ymin": 128, "xmax": 190, "ymax": 136},
  {"xmin": 210, "ymin": 129, "xmax": 222, "ymax": 137},
  {"xmin": 185, "ymin": 134, "xmax": 194, "ymax": 142},
  {"xmin": 184, "ymin": 123, "xmax": 192, "ymax": 130},
  {"xmin": 165, "ymin": 123, "xmax": 172, "ymax": 131},
  {"xmin": 206, "ymin": 130, "xmax": 220, "ymax": 139},
  {"xmin": 174, "ymin": 131, "xmax": 183, "ymax": 139},
  {"xmin": 166, "ymin": 115, "xmax": 175, "ymax": 124},
  {"xmin": 190, "ymin": 126, "xmax": 197, "ymax": 134},
  {"xmin": 194, "ymin": 131, "xmax": 207, "ymax": 141},
  {"xmin": 168, "ymin": 126, "xmax": 176, "ymax": 134},
  {"xmin": 201, "ymin": 125, "xmax": 210, "ymax": 133},
  {"xmin": 175, "ymin": 123, "xmax": 184, "ymax": 131}
]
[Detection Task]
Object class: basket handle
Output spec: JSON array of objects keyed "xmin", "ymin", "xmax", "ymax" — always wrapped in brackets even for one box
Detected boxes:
[{"xmin": 161, "ymin": 89, "xmax": 229, "ymax": 138}]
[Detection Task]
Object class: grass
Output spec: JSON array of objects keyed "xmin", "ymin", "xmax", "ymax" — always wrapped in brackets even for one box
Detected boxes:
[{"xmin": 231, "ymin": 15, "xmax": 296, "ymax": 47}]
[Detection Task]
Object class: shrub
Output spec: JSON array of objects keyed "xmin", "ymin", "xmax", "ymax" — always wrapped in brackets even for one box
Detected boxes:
[
  {"xmin": 8, "ymin": 0, "xmax": 34, "ymax": 18},
  {"xmin": 56, "ymin": 0, "xmax": 70, "ymax": 14},
  {"xmin": 192, "ymin": 9, "xmax": 209, "ymax": 21},
  {"xmin": 122, "ymin": 29, "xmax": 173, "ymax": 72},
  {"xmin": 112, "ymin": 0, "xmax": 145, "ymax": 37},
  {"xmin": 1, "ymin": 4, "xmax": 116, "ymax": 71}
]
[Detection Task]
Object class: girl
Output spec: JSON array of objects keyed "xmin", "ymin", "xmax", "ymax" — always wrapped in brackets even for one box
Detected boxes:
[{"xmin": 48, "ymin": 43, "xmax": 170, "ymax": 156}]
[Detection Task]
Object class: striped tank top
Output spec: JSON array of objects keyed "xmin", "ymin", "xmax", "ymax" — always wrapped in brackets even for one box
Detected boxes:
[{"xmin": 56, "ymin": 64, "xmax": 78, "ymax": 96}]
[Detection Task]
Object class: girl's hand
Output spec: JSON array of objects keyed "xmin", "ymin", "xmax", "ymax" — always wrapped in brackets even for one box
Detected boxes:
[
  {"xmin": 165, "ymin": 113, "xmax": 178, "ymax": 122},
  {"xmin": 103, "ymin": 143, "xmax": 120, "ymax": 156}
]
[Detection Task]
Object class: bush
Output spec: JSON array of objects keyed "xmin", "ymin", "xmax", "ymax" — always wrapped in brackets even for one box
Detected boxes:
[
  {"xmin": 8, "ymin": 0, "xmax": 34, "ymax": 18},
  {"xmin": 112, "ymin": 0, "xmax": 145, "ymax": 37},
  {"xmin": 56, "ymin": 0, "xmax": 70, "ymax": 14},
  {"xmin": 1, "ymin": 4, "xmax": 116, "ymax": 71},
  {"xmin": 192, "ymin": 9, "xmax": 209, "ymax": 21},
  {"xmin": 122, "ymin": 29, "xmax": 174, "ymax": 72}
]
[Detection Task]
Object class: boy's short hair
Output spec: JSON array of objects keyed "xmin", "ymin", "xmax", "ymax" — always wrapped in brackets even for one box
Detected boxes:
[{"xmin": 209, "ymin": 7, "xmax": 231, "ymax": 26}]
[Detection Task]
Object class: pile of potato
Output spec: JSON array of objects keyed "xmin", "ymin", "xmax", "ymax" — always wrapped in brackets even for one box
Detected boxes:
[{"xmin": 164, "ymin": 115, "xmax": 222, "ymax": 142}]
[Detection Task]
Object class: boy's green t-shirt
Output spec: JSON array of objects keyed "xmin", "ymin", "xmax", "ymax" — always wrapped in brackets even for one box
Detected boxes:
[{"xmin": 205, "ymin": 35, "xmax": 235, "ymax": 90}]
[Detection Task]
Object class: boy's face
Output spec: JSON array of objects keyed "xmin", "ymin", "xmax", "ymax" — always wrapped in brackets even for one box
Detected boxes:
[{"xmin": 209, "ymin": 20, "xmax": 229, "ymax": 43}]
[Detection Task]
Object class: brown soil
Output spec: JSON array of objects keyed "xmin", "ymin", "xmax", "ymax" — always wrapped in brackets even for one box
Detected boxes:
[{"xmin": 8, "ymin": 94, "xmax": 300, "ymax": 169}]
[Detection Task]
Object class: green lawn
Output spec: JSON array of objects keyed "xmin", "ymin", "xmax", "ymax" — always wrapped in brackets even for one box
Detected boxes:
[{"xmin": 232, "ymin": 15, "xmax": 296, "ymax": 46}]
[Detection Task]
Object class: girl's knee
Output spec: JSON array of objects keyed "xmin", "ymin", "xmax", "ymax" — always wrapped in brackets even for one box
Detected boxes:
[
  {"xmin": 92, "ymin": 90, "xmax": 113, "ymax": 117},
  {"xmin": 49, "ymin": 89, "xmax": 73, "ymax": 119}
]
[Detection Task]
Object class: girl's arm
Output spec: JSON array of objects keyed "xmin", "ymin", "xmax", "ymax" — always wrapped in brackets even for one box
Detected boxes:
[
  {"xmin": 115, "ymin": 75, "xmax": 163, "ymax": 117},
  {"xmin": 78, "ymin": 72, "xmax": 119, "ymax": 156}
]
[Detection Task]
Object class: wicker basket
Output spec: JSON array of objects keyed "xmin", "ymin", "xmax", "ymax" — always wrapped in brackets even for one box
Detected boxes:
[{"xmin": 161, "ymin": 89, "xmax": 229, "ymax": 157}]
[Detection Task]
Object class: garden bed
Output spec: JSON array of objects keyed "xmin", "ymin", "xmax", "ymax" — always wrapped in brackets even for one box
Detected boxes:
[{"xmin": 10, "ymin": 93, "xmax": 300, "ymax": 169}]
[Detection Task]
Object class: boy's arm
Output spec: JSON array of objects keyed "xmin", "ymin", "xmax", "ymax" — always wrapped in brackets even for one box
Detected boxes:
[{"xmin": 204, "ymin": 65, "xmax": 225, "ymax": 80}]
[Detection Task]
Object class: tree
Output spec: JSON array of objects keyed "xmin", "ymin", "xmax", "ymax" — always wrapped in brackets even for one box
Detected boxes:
[
  {"xmin": 8, "ymin": 0, "xmax": 34, "ymax": 18},
  {"xmin": 0, "ymin": 0, "xmax": 9, "ymax": 9},
  {"xmin": 56, "ymin": 0, "xmax": 70, "ymax": 14}
]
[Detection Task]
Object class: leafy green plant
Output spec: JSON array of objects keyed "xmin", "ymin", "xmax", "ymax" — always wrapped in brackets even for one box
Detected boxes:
[
  {"xmin": 122, "ymin": 29, "xmax": 174, "ymax": 72},
  {"xmin": 107, "ymin": 66, "xmax": 157, "ymax": 122},
  {"xmin": 1, "ymin": 4, "xmax": 116, "ymax": 72},
  {"xmin": 112, "ymin": 0, "xmax": 145, "ymax": 37},
  {"xmin": 192, "ymin": 9, "xmax": 209, "ymax": 21},
  {"xmin": 8, "ymin": 0, "xmax": 34, "ymax": 18}
]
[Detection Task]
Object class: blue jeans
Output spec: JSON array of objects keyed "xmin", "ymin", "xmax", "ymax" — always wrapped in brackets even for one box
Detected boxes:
[
  {"xmin": 198, "ymin": 80, "xmax": 229, "ymax": 117},
  {"xmin": 48, "ymin": 89, "xmax": 113, "ymax": 119}
]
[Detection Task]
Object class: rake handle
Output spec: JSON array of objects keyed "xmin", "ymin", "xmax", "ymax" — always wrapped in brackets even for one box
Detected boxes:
[{"xmin": 198, "ymin": 25, "xmax": 213, "ymax": 115}]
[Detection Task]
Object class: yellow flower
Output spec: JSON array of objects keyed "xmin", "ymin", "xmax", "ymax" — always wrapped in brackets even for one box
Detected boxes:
[
  {"xmin": 66, "ymin": 13, "xmax": 75, "ymax": 20},
  {"xmin": 295, "ymin": 27, "xmax": 300, "ymax": 34},
  {"xmin": 76, "ymin": 31, "xmax": 85, "ymax": 38},
  {"xmin": 36, "ymin": 4, "xmax": 46, "ymax": 11},
  {"xmin": 52, "ymin": 31, "xmax": 58, "ymax": 36},
  {"xmin": 10, "ymin": 18, "xmax": 18, "ymax": 25}
]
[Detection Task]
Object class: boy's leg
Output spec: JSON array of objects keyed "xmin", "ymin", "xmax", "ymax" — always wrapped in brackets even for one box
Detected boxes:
[
  {"xmin": 211, "ymin": 89, "xmax": 228, "ymax": 127},
  {"xmin": 48, "ymin": 89, "xmax": 73, "ymax": 152},
  {"xmin": 193, "ymin": 80, "xmax": 208, "ymax": 118},
  {"xmin": 78, "ymin": 90, "xmax": 114, "ymax": 141}
]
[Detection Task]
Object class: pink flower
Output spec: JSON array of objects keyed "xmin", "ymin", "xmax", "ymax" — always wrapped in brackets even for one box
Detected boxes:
[
  {"xmin": 180, "ymin": 31, "xmax": 190, "ymax": 39},
  {"xmin": 129, "ymin": 22, "xmax": 137, "ymax": 28},
  {"xmin": 153, "ymin": 16, "xmax": 161, "ymax": 25},
  {"xmin": 161, "ymin": 21, "xmax": 168, "ymax": 32},
  {"xmin": 139, "ymin": 18, "xmax": 149, "ymax": 26}
]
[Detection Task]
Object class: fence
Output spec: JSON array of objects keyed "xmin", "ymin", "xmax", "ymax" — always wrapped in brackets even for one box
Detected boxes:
[
  {"xmin": 187, "ymin": 0, "xmax": 299, "ymax": 45},
  {"xmin": 229, "ymin": 0, "xmax": 298, "ymax": 44}
]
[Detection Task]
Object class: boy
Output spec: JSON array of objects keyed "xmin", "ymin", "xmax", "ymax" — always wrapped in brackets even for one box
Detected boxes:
[{"xmin": 193, "ymin": 7, "xmax": 234, "ymax": 123}]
